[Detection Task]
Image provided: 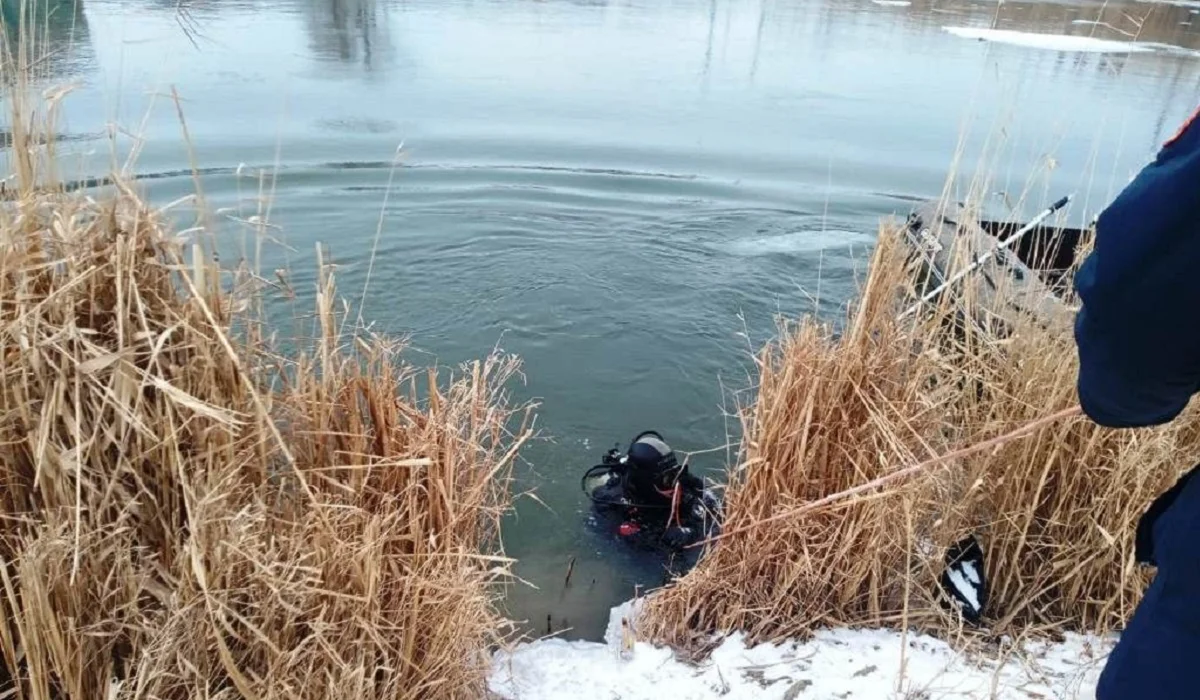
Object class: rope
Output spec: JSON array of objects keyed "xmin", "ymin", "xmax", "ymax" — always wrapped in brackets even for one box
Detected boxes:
[{"xmin": 687, "ymin": 405, "xmax": 1083, "ymax": 549}]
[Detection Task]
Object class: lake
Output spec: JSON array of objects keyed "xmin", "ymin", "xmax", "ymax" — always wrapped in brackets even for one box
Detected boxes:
[{"xmin": 15, "ymin": 0, "xmax": 1200, "ymax": 641}]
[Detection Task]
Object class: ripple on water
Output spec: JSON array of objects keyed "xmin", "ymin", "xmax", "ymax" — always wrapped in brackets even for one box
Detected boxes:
[
  {"xmin": 722, "ymin": 229, "xmax": 878, "ymax": 257},
  {"xmin": 314, "ymin": 117, "xmax": 401, "ymax": 134}
]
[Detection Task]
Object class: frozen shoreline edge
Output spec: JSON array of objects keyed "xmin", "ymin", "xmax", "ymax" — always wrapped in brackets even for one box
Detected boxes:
[
  {"xmin": 942, "ymin": 25, "xmax": 1200, "ymax": 56},
  {"xmin": 489, "ymin": 598, "xmax": 1119, "ymax": 699}
]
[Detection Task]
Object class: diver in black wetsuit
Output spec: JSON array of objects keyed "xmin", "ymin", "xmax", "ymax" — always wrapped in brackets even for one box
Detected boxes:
[
  {"xmin": 583, "ymin": 431, "xmax": 720, "ymax": 552},
  {"xmin": 582, "ymin": 435, "xmax": 989, "ymax": 620}
]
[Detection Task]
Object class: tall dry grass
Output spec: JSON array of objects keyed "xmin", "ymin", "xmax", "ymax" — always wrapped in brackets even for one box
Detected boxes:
[
  {"xmin": 643, "ymin": 216, "xmax": 1200, "ymax": 651},
  {"xmin": 0, "ymin": 42, "xmax": 532, "ymax": 700}
]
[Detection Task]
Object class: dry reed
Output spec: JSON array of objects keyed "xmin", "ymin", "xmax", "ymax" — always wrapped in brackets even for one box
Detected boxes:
[
  {"xmin": 0, "ymin": 48, "xmax": 533, "ymax": 700},
  {"xmin": 643, "ymin": 215, "xmax": 1200, "ymax": 651}
]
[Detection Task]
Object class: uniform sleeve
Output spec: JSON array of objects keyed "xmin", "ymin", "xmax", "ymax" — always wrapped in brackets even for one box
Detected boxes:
[{"xmin": 1073, "ymin": 108, "xmax": 1200, "ymax": 428}]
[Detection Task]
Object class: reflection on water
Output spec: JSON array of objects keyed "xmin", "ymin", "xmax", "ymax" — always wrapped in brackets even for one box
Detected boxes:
[
  {"xmin": 300, "ymin": 0, "xmax": 393, "ymax": 72},
  {"xmin": 0, "ymin": 0, "xmax": 92, "ymax": 81},
  {"xmin": 7, "ymin": 0, "xmax": 1200, "ymax": 642}
]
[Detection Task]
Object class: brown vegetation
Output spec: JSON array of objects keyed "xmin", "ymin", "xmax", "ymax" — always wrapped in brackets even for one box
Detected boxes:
[
  {"xmin": 642, "ymin": 217, "xmax": 1200, "ymax": 651},
  {"xmin": 0, "ymin": 84, "xmax": 533, "ymax": 700}
]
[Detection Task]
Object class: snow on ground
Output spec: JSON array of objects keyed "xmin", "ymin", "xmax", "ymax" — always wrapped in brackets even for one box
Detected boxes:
[
  {"xmin": 870, "ymin": 0, "xmax": 912, "ymax": 7},
  {"xmin": 942, "ymin": 26, "xmax": 1157, "ymax": 54},
  {"xmin": 489, "ymin": 600, "xmax": 1116, "ymax": 699}
]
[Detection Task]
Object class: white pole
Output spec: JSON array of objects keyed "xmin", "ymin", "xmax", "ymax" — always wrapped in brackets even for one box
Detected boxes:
[{"xmin": 898, "ymin": 194, "xmax": 1073, "ymax": 320}]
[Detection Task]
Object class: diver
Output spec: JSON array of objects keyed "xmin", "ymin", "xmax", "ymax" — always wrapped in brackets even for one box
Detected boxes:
[
  {"xmin": 582, "ymin": 434, "xmax": 989, "ymax": 621},
  {"xmin": 582, "ymin": 431, "xmax": 721, "ymax": 552}
]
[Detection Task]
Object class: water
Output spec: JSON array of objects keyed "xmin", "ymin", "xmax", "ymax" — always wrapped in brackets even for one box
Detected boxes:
[{"xmin": 12, "ymin": 0, "xmax": 1200, "ymax": 641}]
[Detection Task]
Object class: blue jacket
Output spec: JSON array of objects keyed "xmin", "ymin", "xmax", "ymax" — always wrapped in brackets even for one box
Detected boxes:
[
  {"xmin": 1076, "ymin": 108, "xmax": 1200, "ymax": 700},
  {"xmin": 1075, "ymin": 109, "xmax": 1200, "ymax": 428}
]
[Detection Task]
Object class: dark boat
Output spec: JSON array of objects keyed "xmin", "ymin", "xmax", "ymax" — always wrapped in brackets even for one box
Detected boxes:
[
  {"xmin": 977, "ymin": 217, "xmax": 1089, "ymax": 292},
  {"xmin": 901, "ymin": 200, "xmax": 1090, "ymax": 326}
]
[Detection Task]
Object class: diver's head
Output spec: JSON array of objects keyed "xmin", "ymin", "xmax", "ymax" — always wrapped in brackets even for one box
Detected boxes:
[{"xmin": 626, "ymin": 431, "xmax": 682, "ymax": 497}]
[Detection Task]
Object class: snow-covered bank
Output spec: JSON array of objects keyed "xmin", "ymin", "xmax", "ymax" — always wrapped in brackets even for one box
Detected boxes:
[
  {"xmin": 489, "ymin": 600, "xmax": 1116, "ymax": 699},
  {"xmin": 942, "ymin": 27, "xmax": 1155, "ymax": 54},
  {"xmin": 940, "ymin": 26, "xmax": 1200, "ymax": 59}
]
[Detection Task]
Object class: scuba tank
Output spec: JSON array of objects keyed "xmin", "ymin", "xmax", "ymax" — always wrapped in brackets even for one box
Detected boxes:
[
  {"xmin": 581, "ymin": 431, "xmax": 678, "ymax": 509},
  {"xmin": 581, "ymin": 431, "xmax": 722, "ymax": 549}
]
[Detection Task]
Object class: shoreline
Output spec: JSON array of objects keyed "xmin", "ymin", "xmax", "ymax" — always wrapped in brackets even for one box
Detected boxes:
[
  {"xmin": 489, "ymin": 598, "xmax": 1115, "ymax": 699},
  {"xmin": 2, "ymin": 5, "xmax": 1188, "ymax": 691}
]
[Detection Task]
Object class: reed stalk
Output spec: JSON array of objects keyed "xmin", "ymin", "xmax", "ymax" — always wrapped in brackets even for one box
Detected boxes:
[
  {"xmin": 0, "ymin": 17, "xmax": 534, "ymax": 699},
  {"xmin": 643, "ymin": 218, "xmax": 1200, "ymax": 651}
]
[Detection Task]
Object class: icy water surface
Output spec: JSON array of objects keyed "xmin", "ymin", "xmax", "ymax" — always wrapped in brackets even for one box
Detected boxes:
[{"xmin": 16, "ymin": 0, "xmax": 1200, "ymax": 640}]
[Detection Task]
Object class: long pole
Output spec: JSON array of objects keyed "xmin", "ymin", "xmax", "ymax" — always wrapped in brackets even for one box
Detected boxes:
[
  {"xmin": 897, "ymin": 194, "xmax": 1073, "ymax": 320},
  {"xmin": 687, "ymin": 195, "xmax": 1084, "ymax": 549}
]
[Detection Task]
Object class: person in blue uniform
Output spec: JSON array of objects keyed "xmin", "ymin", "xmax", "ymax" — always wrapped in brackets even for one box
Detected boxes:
[{"xmin": 1073, "ymin": 105, "xmax": 1200, "ymax": 699}]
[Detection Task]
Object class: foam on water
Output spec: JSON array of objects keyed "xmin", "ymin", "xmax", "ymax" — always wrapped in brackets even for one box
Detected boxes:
[
  {"xmin": 724, "ymin": 229, "xmax": 876, "ymax": 256},
  {"xmin": 943, "ymin": 26, "xmax": 1157, "ymax": 53}
]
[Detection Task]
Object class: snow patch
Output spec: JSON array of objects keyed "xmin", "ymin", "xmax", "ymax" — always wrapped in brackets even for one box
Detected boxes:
[
  {"xmin": 943, "ymin": 26, "xmax": 1156, "ymax": 53},
  {"xmin": 871, "ymin": 0, "xmax": 912, "ymax": 7},
  {"xmin": 489, "ymin": 599, "xmax": 1116, "ymax": 699}
]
